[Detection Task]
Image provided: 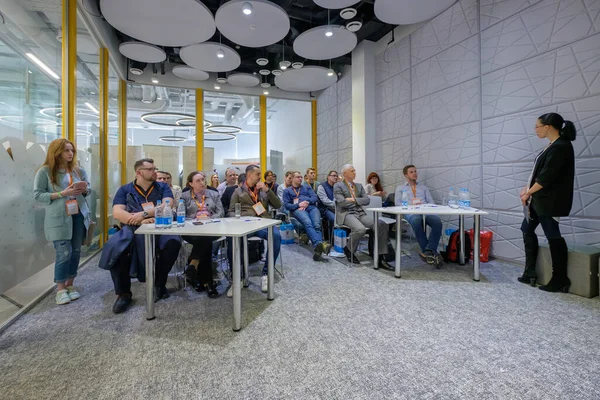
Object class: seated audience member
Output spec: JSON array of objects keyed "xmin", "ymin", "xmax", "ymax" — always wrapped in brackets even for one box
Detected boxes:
[
  {"xmin": 229, "ymin": 165, "xmax": 282, "ymax": 293},
  {"xmin": 272, "ymin": 173, "xmax": 278, "ymax": 185},
  {"xmin": 217, "ymin": 168, "xmax": 239, "ymax": 196},
  {"xmin": 264, "ymin": 170, "xmax": 279, "ymax": 193},
  {"xmin": 100, "ymin": 158, "xmax": 181, "ymax": 314},
  {"xmin": 283, "ymin": 171, "xmax": 331, "ymax": 262},
  {"xmin": 394, "ymin": 165, "xmax": 442, "ymax": 266},
  {"xmin": 156, "ymin": 170, "xmax": 182, "ymax": 204},
  {"xmin": 303, "ymin": 167, "xmax": 320, "ymax": 192},
  {"xmin": 365, "ymin": 172, "xmax": 388, "ymax": 200},
  {"xmin": 317, "ymin": 170, "xmax": 338, "ymax": 223},
  {"xmin": 222, "ymin": 173, "xmax": 245, "ymax": 213},
  {"xmin": 209, "ymin": 173, "xmax": 220, "ymax": 189},
  {"xmin": 181, "ymin": 171, "xmax": 223, "ymax": 297},
  {"xmin": 333, "ymin": 164, "xmax": 392, "ymax": 269},
  {"xmin": 277, "ymin": 171, "xmax": 308, "ymax": 244}
]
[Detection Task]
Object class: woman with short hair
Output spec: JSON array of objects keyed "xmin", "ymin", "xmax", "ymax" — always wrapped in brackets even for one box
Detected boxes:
[
  {"xmin": 34, "ymin": 138, "xmax": 91, "ymax": 305},
  {"xmin": 518, "ymin": 112, "xmax": 576, "ymax": 292}
]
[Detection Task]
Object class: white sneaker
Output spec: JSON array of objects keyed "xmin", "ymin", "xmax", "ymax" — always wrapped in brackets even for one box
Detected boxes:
[
  {"xmin": 55, "ymin": 289, "xmax": 71, "ymax": 305},
  {"xmin": 261, "ymin": 275, "xmax": 268, "ymax": 293},
  {"xmin": 227, "ymin": 285, "xmax": 233, "ymax": 298},
  {"xmin": 66, "ymin": 286, "xmax": 80, "ymax": 301}
]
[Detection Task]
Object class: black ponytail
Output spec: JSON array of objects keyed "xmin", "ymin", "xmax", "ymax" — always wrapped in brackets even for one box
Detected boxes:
[{"xmin": 538, "ymin": 112, "xmax": 577, "ymax": 141}]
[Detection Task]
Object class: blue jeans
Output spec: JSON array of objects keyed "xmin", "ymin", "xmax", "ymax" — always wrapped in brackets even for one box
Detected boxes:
[
  {"xmin": 405, "ymin": 214, "xmax": 442, "ymax": 253},
  {"xmin": 249, "ymin": 226, "xmax": 281, "ymax": 275},
  {"xmin": 53, "ymin": 213, "xmax": 86, "ymax": 283},
  {"xmin": 293, "ymin": 207, "xmax": 323, "ymax": 249},
  {"xmin": 322, "ymin": 209, "xmax": 335, "ymax": 223}
]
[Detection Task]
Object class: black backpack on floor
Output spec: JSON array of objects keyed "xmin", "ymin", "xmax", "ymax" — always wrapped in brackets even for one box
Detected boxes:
[{"xmin": 441, "ymin": 230, "xmax": 472, "ymax": 264}]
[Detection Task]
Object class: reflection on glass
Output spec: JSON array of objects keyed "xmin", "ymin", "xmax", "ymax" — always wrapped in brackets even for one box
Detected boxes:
[{"xmin": 107, "ymin": 67, "xmax": 120, "ymax": 225}]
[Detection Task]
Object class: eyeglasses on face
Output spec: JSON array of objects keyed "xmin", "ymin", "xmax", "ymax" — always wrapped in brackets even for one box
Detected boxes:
[
  {"xmin": 139, "ymin": 167, "xmax": 158, "ymax": 172},
  {"xmin": 329, "ymin": 174, "xmax": 338, "ymax": 177}
]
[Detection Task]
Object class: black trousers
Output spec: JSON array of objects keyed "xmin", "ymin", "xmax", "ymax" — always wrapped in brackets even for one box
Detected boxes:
[
  {"xmin": 110, "ymin": 241, "xmax": 180, "ymax": 296},
  {"xmin": 520, "ymin": 205, "xmax": 562, "ymax": 240},
  {"xmin": 182, "ymin": 235, "xmax": 219, "ymax": 286}
]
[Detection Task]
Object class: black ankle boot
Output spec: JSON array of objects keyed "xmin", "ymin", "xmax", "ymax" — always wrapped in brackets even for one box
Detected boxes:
[
  {"xmin": 518, "ymin": 233, "xmax": 538, "ymax": 286},
  {"xmin": 539, "ymin": 238, "xmax": 570, "ymax": 293}
]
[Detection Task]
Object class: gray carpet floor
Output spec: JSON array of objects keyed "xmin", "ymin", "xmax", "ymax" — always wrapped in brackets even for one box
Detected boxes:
[{"xmin": 1, "ymin": 242, "xmax": 599, "ymax": 400}]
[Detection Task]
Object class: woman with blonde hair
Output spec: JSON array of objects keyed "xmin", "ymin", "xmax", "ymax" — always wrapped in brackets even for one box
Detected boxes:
[
  {"xmin": 34, "ymin": 138, "xmax": 91, "ymax": 305},
  {"xmin": 209, "ymin": 173, "xmax": 220, "ymax": 189}
]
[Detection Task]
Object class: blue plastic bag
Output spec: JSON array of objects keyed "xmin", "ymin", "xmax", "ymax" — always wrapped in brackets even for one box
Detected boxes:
[{"xmin": 333, "ymin": 228, "xmax": 348, "ymax": 253}]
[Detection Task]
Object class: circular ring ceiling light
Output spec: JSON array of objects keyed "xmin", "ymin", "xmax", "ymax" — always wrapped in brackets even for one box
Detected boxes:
[
  {"xmin": 159, "ymin": 135, "xmax": 187, "ymax": 142},
  {"xmin": 204, "ymin": 132, "xmax": 237, "ymax": 141},
  {"xmin": 141, "ymin": 112, "xmax": 196, "ymax": 127},
  {"xmin": 175, "ymin": 118, "xmax": 212, "ymax": 128},
  {"xmin": 0, "ymin": 115, "xmax": 59, "ymax": 126},
  {"xmin": 77, "ymin": 129, "xmax": 93, "ymax": 137},
  {"xmin": 206, "ymin": 125, "xmax": 242, "ymax": 134}
]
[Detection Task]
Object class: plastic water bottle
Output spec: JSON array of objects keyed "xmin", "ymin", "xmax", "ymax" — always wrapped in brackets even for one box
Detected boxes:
[
  {"xmin": 177, "ymin": 199, "xmax": 186, "ymax": 227},
  {"xmin": 458, "ymin": 188, "xmax": 466, "ymax": 209},
  {"xmin": 155, "ymin": 200, "xmax": 163, "ymax": 229},
  {"xmin": 448, "ymin": 188, "xmax": 459, "ymax": 209},
  {"xmin": 463, "ymin": 188, "xmax": 471, "ymax": 208},
  {"xmin": 401, "ymin": 189, "xmax": 408, "ymax": 208},
  {"xmin": 163, "ymin": 200, "xmax": 173, "ymax": 229}
]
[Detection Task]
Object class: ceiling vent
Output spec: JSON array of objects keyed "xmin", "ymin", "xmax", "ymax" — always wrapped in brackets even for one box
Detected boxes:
[
  {"xmin": 256, "ymin": 58, "xmax": 269, "ymax": 66},
  {"xmin": 340, "ymin": 8, "xmax": 357, "ymax": 20},
  {"xmin": 259, "ymin": 69, "xmax": 271, "ymax": 75},
  {"xmin": 291, "ymin": 61, "xmax": 303, "ymax": 69},
  {"xmin": 346, "ymin": 20, "xmax": 362, "ymax": 32}
]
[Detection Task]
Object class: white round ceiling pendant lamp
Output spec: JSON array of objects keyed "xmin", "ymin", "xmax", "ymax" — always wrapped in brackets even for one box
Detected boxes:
[
  {"xmin": 215, "ymin": 0, "xmax": 290, "ymax": 48},
  {"xmin": 171, "ymin": 65, "xmax": 210, "ymax": 81},
  {"xmin": 374, "ymin": 0, "xmax": 457, "ymax": 24},
  {"xmin": 180, "ymin": 42, "xmax": 241, "ymax": 72},
  {"xmin": 227, "ymin": 73, "xmax": 260, "ymax": 87},
  {"xmin": 293, "ymin": 25, "xmax": 357, "ymax": 60},
  {"xmin": 313, "ymin": 0, "xmax": 359, "ymax": 9},
  {"xmin": 119, "ymin": 42, "xmax": 166, "ymax": 63},
  {"xmin": 100, "ymin": 0, "xmax": 216, "ymax": 47},
  {"xmin": 274, "ymin": 66, "xmax": 337, "ymax": 92}
]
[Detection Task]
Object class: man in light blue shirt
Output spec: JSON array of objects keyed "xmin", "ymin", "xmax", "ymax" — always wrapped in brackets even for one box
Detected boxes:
[{"xmin": 395, "ymin": 165, "xmax": 443, "ymax": 267}]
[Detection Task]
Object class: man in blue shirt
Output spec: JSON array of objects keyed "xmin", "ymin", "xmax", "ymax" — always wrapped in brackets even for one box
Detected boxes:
[
  {"xmin": 394, "ymin": 165, "xmax": 443, "ymax": 267},
  {"xmin": 108, "ymin": 158, "xmax": 181, "ymax": 313},
  {"xmin": 283, "ymin": 171, "xmax": 330, "ymax": 262}
]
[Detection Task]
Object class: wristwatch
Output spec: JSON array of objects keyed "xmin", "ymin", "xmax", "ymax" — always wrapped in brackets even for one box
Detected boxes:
[{"xmin": 143, "ymin": 211, "xmax": 149, "ymax": 218}]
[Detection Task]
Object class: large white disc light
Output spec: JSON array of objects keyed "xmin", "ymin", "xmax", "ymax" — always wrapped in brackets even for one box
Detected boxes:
[
  {"xmin": 374, "ymin": 0, "xmax": 457, "ymax": 24},
  {"xmin": 274, "ymin": 66, "xmax": 337, "ymax": 92},
  {"xmin": 171, "ymin": 65, "xmax": 210, "ymax": 81},
  {"xmin": 100, "ymin": 0, "xmax": 216, "ymax": 47},
  {"xmin": 119, "ymin": 42, "xmax": 166, "ymax": 63},
  {"xmin": 215, "ymin": 0, "xmax": 290, "ymax": 48},
  {"xmin": 227, "ymin": 73, "xmax": 260, "ymax": 87},
  {"xmin": 293, "ymin": 25, "xmax": 357, "ymax": 60},
  {"xmin": 313, "ymin": 0, "xmax": 358, "ymax": 9},
  {"xmin": 180, "ymin": 42, "xmax": 241, "ymax": 72}
]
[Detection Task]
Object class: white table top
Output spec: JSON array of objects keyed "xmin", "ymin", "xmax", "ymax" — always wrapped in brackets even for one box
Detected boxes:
[
  {"xmin": 368, "ymin": 204, "xmax": 488, "ymax": 216},
  {"xmin": 135, "ymin": 217, "xmax": 281, "ymax": 237}
]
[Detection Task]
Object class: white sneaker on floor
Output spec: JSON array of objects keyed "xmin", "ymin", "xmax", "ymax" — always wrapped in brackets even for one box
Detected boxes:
[
  {"xmin": 227, "ymin": 282, "xmax": 242, "ymax": 298},
  {"xmin": 55, "ymin": 289, "xmax": 71, "ymax": 305},
  {"xmin": 66, "ymin": 286, "xmax": 80, "ymax": 301},
  {"xmin": 261, "ymin": 275, "xmax": 268, "ymax": 293}
]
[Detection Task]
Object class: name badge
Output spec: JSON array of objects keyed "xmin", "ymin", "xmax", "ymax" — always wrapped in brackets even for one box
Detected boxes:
[
  {"xmin": 65, "ymin": 199, "xmax": 79, "ymax": 215},
  {"xmin": 141, "ymin": 202, "xmax": 155, "ymax": 213},
  {"xmin": 293, "ymin": 198, "xmax": 299, "ymax": 205},
  {"xmin": 252, "ymin": 202, "xmax": 266, "ymax": 216},
  {"xmin": 411, "ymin": 198, "xmax": 422, "ymax": 205}
]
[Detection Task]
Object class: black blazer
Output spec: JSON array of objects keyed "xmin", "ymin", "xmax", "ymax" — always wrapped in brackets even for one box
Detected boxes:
[{"xmin": 530, "ymin": 137, "xmax": 575, "ymax": 217}]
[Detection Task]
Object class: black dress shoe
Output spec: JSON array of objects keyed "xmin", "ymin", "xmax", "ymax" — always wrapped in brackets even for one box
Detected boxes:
[
  {"xmin": 343, "ymin": 246, "xmax": 360, "ymax": 264},
  {"xmin": 378, "ymin": 257, "xmax": 394, "ymax": 270},
  {"xmin": 539, "ymin": 277, "xmax": 571, "ymax": 293},
  {"xmin": 205, "ymin": 282, "xmax": 220, "ymax": 298},
  {"xmin": 154, "ymin": 285, "xmax": 170, "ymax": 302},
  {"xmin": 517, "ymin": 274, "xmax": 537, "ymax": 286},
  {"xmin": 112, "ymin": 294, "xmax": 132, "ymax": 314}
]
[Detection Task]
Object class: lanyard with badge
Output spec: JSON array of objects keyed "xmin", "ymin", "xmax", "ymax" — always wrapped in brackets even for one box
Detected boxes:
[
  {"xmin": 193, "ymin": 192, "xmax": 210, "ymax": 218},
  {"xmin": 292, "ymin": 186, "xmax": 301, "ymax": 204},
  {"xmin": 344, "ymin": 180, "xmax": 356, "ymax": 200},
  {"xmin": 134, "ymin": 183, "xmax": 155, "ymax": 214},
  {"xmin": 245, "ymin": 183, "xmax": 266, "ymax": 216},
  {"xmin": 409, "ymin": 183, "xmax": 422, "ymax": 205},
  {"xmin": 65, "ymin": 170, "xmax": 80, "ymax": 215}
]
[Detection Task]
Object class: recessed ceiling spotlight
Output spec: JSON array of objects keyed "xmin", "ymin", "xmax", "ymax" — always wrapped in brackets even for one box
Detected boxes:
[
  {"xmin": 263, "ymin": 90, "xmax": 269, "ymax": 95},
  {"xmin": 242, "ymin": 2, "xmax": 252, "ymax": 15},
  {"xmin": 327, "ymin": 69, "xmax": 335, "ymax": 77},
  {"xmin": 216, "ymin": 48, "xmax": 225, "ymax": 58},
  {"xmin": 214, "ymin": 83, "xmax": 221, "ymax": 90},
  {"xmin": 291, "ymin": 61, "xmax": 303, "ymax": 69},
  {"xmin": 151, "ymin": 77, "xmax": 159, "ymax": 84},
  {"xmin": 271, "ymin": 69, "xmax": 282, "ymax": 76},
  {"xmin": 256, "ymin": 58, "xmax": 269, "ymax": 66},
  {"xmin": 346, "ymin": 20, "xmax": 362, "ymax": 32},
  {"xmin": 340, "ymin": 8, "xmax": 357, "ymax": 20},
  {"xmin": 216, "ymin": 77, "xmax": 227, "ymax": 83},
  {"xmin": 130, "ymin": 67, "xmax": 143, "ymax": 75},
  {"xmin": 260, "ymin": 82, "xmax": 271, "ymax": 88},
  {"xmin": 279, "ymin": 60, "xmax": 291, "ymax": 70},
  {"xmin": 259, "ymin": 69, "xmax": 271, "ymax": 75}
]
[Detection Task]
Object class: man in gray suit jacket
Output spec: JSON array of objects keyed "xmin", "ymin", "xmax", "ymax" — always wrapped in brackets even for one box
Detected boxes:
[{"xmin": 333, "ymin": 164, "xmax": 392, "ymax": 269}]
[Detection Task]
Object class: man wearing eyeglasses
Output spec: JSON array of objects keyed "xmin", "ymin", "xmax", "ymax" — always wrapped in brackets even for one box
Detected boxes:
[
  {"xmin": 317, "ymin": 170, "xmax": 338, "ymax": 224},
  {"xmin": 100, "ymin": 158, "xmax": 181, "ymax": 314}
]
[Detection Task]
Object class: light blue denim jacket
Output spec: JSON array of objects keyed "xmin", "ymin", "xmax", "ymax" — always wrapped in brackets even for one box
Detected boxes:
[{"xmin": 33, "ymin": 166, "xmax": 91, "ymax": 242}]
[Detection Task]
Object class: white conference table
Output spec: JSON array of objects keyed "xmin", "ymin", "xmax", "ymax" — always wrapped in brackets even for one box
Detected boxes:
[
  {"xmin": 135, "ymin": 217, "xmax": 280, "ymax": 331},
  {"xmin": 369, "ymin": 205, "xmax": 488, "ymax": 280}
]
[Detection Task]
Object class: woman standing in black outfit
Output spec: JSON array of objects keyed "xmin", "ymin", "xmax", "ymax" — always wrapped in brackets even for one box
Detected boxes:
[{"xmin": 518, "ymin": 112, "xmax": 576, "ymax": 292}]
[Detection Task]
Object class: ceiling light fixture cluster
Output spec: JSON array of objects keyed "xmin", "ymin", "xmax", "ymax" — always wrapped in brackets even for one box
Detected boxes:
[{"xmin": 242, "ymin": 2, "xmax": 252, "ymax": 15}]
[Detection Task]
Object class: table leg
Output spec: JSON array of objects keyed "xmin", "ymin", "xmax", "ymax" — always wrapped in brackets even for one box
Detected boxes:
[
  {"xmin": 267, "ymin": 226, "xmax": 274, "ymax": 301},
  {"xmin": 395, "ymin": 214, "xmax": 402, "ymax": 278},
  {"xmin": 373, "ymin": 211, "xmax": 379, "ymax": 269},
  {"xmin": 232, "ymin": 236, "xmax": 241, "ymax": 332},
  {"xmin": 459, "ymin": 215, "xmax": 466, "ymax": 265},
  {"xmin": 243, "ymin": 235, "xmax": 249, "ymax": 288},
  {"xmin": 145, "ymin": 234, "xmax": 155, "ymax": 321},
  {"xmin": 473, "ymin": 215, "xmax": 481, "ymax": 282}
]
